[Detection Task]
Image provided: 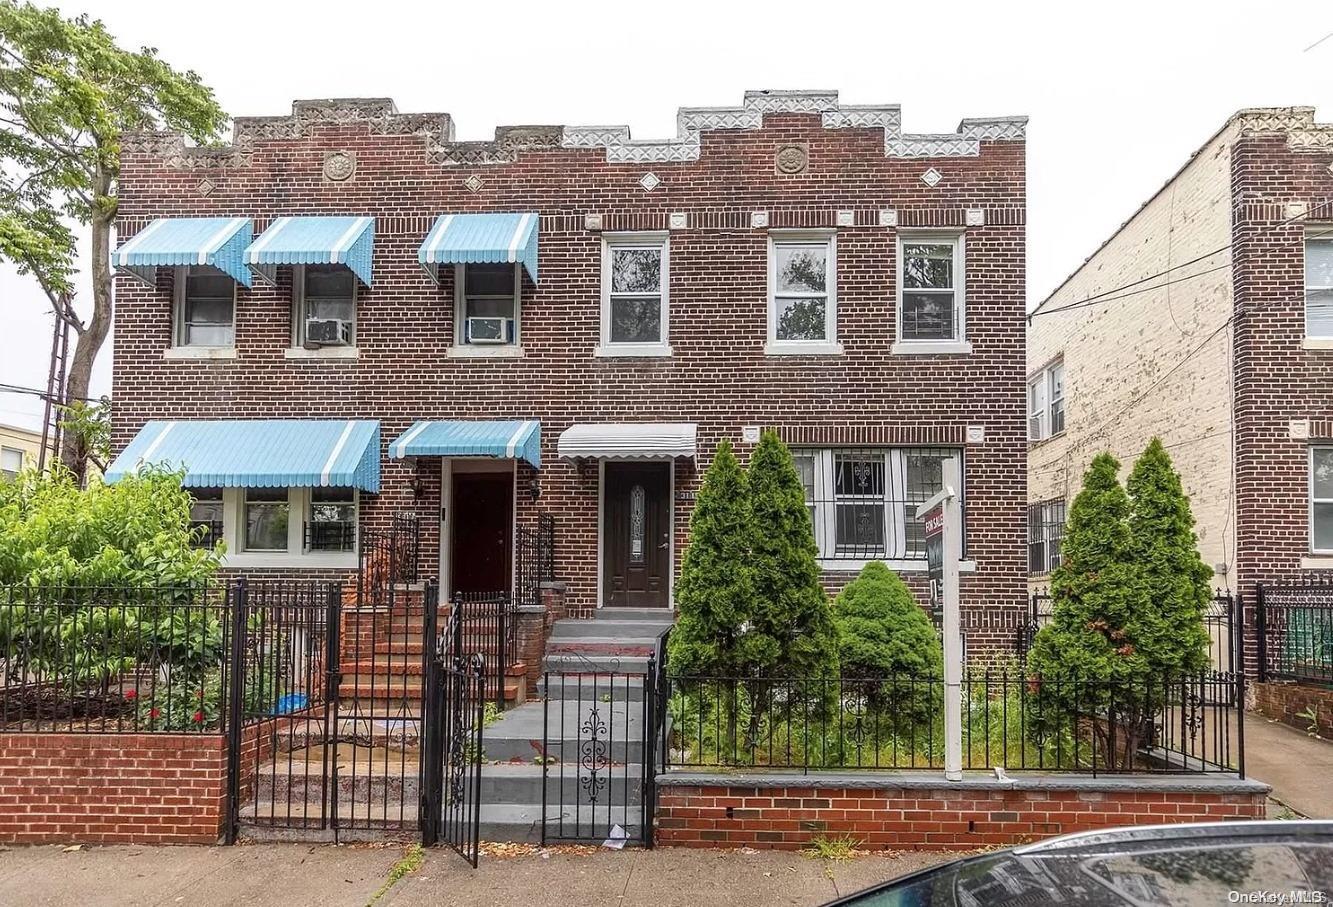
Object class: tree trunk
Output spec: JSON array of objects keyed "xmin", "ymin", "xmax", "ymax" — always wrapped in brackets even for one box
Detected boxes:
[{"xmin": 59, "ymin": 202, "xmax": 114, "ymax": 485}]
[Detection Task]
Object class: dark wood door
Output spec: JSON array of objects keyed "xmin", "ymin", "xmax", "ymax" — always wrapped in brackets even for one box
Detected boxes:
[
  {"xmin": 603, "ymin": 463, "xmax": 670, "ymax": 607},
  {"xmin": 451, "ymin": 473, "xmax": 512, "ymax": 595}
]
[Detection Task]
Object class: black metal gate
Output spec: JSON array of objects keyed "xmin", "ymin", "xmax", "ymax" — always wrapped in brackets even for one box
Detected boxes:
[{"xmin": 421, "ymin": 640, "xmax": 485, "ymax": 866}]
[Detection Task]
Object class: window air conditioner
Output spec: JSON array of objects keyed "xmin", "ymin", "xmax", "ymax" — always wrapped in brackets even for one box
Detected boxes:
[
  {"xmin": 304, "ymin": 318, "xmax": 352, "ymax": 347},
  {"xmin": 467, "ymin": 316, "xmax": 510, "ymax": 344}
]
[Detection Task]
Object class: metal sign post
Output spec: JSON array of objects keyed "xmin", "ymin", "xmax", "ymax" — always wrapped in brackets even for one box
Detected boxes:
[{"xmin": 916, "ymin": 457, "xmax": 963, "ymax": 782}]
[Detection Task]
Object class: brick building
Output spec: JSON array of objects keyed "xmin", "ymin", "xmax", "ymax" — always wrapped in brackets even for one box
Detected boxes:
[
  {"xmin": 1026, "ymin": 107, "xmax": 1333, "ymax": 669},
  {"xmin": 107, "ymin": 91, "xmax": 1029, "ymax": 646}
]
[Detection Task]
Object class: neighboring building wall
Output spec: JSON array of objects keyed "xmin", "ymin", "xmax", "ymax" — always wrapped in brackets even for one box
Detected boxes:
[
  {"xmin": 1027, "ymin": 122, "xmax": 1239, "ymax": 590},
  {"xmin": 0, "ymin": 423, "xmax": 40, "ymax": 480},
  {"xmin": 111, "ymin": 93, "xmax": 1028, "ymax": 639},
  {"xmin": 1230, "ymin": 110, "xmax": 1333, "ymax": 609}
]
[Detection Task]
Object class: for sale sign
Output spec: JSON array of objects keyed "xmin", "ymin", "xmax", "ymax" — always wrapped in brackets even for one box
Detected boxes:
[{"xmin": 924, "ymin": 503, "xmax": 944, "ymax": 622}]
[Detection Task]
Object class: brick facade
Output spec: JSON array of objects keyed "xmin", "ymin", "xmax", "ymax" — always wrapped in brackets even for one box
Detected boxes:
[
  {"xmin": 656, "ymin": 777, "xmax": 1267, "ymax": 850},
  {"xmin": 111, "ymin": 92, "xmax": 1028, "ymax": 636},
  {"xmin": 1028, "ymin": 107, "xmax": 1333, "ymax": 674}
]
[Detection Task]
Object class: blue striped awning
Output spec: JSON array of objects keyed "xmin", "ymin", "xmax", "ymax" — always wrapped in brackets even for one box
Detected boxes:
[
  {"xmin": 245, "ymin": 216, "xmax": 376, "ymax": 287},
  {"xmin": 113, "ymin": 217, "xmax": 253, "ymax": 287},
  {"xmin": 105, "ymin": 420, "xmax": 381, "ymax": 492},
  {"xmin": 388, "ymin": 420, "xmax": 541, "ymax": 469},
  {"xmin": 418, "ymin": 212, "xmax": 539, "ymax": 284}
]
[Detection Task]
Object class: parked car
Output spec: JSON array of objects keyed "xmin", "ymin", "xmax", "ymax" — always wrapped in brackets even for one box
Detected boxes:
[{"xmin": 826, "ymin": 821, "xmax": 1333, "ymax": 906}]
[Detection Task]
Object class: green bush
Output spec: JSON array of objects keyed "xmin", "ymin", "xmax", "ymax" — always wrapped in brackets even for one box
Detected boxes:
[{"xmin": 833, "ymin": 561, "xmax": 943, "ymax": 724}]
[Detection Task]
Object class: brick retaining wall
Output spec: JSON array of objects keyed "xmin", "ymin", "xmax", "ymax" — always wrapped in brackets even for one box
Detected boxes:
[
  {"xmin": 0, "ymin": 733, "xmax": 227, "ymax": 844},
  {"xmin": 1252, "ymin": 681, "xmax": 1333, "ymax": 738},
  {"xmin": 656, "ymin": 772, "xmax": 1268, "ymax": 850}
]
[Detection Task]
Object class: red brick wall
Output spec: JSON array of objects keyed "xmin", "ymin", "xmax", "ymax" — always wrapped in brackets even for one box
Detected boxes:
[
  {"xmin": 1231, "ymin": 127, "xmax": 1333, "ymax": 672},
  {"xmin": 0, "ymin": 733, "xmax": 226, "ymax": 844},
  {"xmin": 111, "ymin": 96, "xmax": 1028, "ymax": 638},
  {"xmin": 657, "ymin": 781, "xmax": 1267, "ymax": 850},
  {"xmin": 1252, "ymin": 680, "xmax": 1333, "ymax": 737}
]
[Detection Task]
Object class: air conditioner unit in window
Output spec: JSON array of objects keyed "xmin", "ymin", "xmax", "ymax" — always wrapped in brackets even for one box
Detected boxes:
[
  {"xmin": 304, "ymin": 318, "xmax": 352, "ymax": 347},
  {"xmin": 466, "ymin": 316, "xmax": 511, "ymax": 344}
]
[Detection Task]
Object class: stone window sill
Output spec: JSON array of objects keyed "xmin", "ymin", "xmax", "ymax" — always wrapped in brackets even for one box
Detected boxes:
[
  {"xmin": 820, "ymin": 558, "xmax": 977, "ymax": 574},
  {"xmin": 764, "ymin": 341, "xmax": 844, "ymax": 357},
  {"xmin": 1303, "ymin": 338, "xmax": 1333, "ymax": 351},
  {"xmin": 222, "ymin": 551, "xmax": 359, "ymax": 570},
  {"xmin": 1300, "ymin": 556, "xmax": 1333, "ymax": 569},
  {"xmin": 163, "ymin": 347, "xmax": 237, "ymax": 360},
  {"xmin": 595, "ymin": 344, "xmax": 673, "ymax": 358},
  {"xmin": 285, "ymin": 346, "xmax": 359, "ymax": 360},
  {"xmin": 447, "ymin": 345, "xmax": 524, "ymax": 359},
  {"xmin": 891, "ymin": 340, "xmax": 974, "ymax": 356}
]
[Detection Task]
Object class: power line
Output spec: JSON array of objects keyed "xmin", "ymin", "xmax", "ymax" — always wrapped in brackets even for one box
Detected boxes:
[
  {"xmin": 0, "ymin": 381, "xmax": 101, "ymax": 403},
  {"xmin": 1030, "ymin": 198, "xmax": 1333, "ymax": 320}
]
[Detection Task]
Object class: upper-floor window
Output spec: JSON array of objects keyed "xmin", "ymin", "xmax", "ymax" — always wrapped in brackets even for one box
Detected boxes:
[
  {"xmin": 174, "ymin": 266, "xmax": 235, "ymax": 348},
  {"xmin": 455, "ymin": 263, "xmax": 520, "ymax": 349},
  {"xmin": 790, "ymin": 447, "xmax": 961, "ymax": 565},
  {"xmin": 898, "ymin": 234, "xmax": 964, "ymax": 345},
  {"xmin": 1307, "ymin": 233, "xmax": 1333, "ymax": 339},
  {"xmin": 1028, "ymin": 360, "xmax": 1066, "ymax": 441},
  {"xmin": 600, "ymin": 233, "xmax": 670, "ymax": 356},
  {"xmin": 768, "ymin": 231, "xmax": 838, "ymax": 353},
  {"xmin": 296, "ymin": 265, "xmax": 356, "ymax": 348},
  {"xmin": 1028, "ymin": 499, "xmax": 1066, "ymax": 575},
  {"xmin": 0, "ymin": 446, "xmax": 22, "ymax": 482},
  {"xmin": 189, "ymin": 487, "xmax": 224, "ymax": 548},
  {"xmin": 1312, "ymin": 447, "xmax": 1333, "ymax": 554}
]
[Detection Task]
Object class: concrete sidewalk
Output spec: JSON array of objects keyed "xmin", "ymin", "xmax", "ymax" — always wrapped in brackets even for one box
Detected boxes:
[
  {"xmin": 1243, "ymin": 712, "xmax": 1333, "ymax": 819},
  {"xmin": 0, "ymin": 842, "xmax": 952, "ymax": 907}
]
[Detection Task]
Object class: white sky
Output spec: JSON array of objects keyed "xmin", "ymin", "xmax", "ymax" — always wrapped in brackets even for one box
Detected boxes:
[{"xmin": 1, "ymin": 0, "xmax": 1330, "ymax": 431}]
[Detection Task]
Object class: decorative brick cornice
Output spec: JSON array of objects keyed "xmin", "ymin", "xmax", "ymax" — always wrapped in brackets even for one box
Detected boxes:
[
  {"xmin": 124, "ymin": 92, "xmax": 1027, "ymax": 171},
  {"xmin": 777, "ymin": 424, "xmax": 968, "ymax": 447},
  {"xmin": 563, "ymin": 90, "xmax": 1025, "ymax": 163},
  {"xmin": 1235, "ymin": 106, "xmax": 1333, "ymax": 152}
]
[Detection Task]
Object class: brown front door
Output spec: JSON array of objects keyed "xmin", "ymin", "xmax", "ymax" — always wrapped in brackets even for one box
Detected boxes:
[
  {"xmin": 450, "ymin": 472, "xmax": 512, "ymax": 595},
  {"xmin": 603, "ymin": 462, "xmax": 670, "ymax": 607}
]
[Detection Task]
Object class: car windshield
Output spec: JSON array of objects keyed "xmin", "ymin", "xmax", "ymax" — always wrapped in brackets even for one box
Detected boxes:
[{"xmin": 842, "ymin": 837, "xmax": 1333, "ymax": 906}]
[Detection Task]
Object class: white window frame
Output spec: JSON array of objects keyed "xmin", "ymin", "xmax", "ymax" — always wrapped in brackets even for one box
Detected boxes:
[
  {"xmin": 893, "ymin": 231, "xmax": 971, "ymax": 355},
  {"xmin": 766, "ymin": 229, "xmax": 841, "ymax": 356},
  {"xmin": 1, "ymin": 446, "xmax": 23, "ymax": 481},
  {"xmin": 597, "ymin": 232, "xmax": 671, "ymax": 357},
  {"xmin": 1028, "ymin": 359, "xmax": 1065, "ymax": 441},
  {"xmin": 171, "ymin": 265, "xmax": 236, "ymax": 351},
  {"xmin": 450, "ymin": 262, "xmax": 523, "ymax": 358},
  {"xmin": 1311, "ymin": 446, "xmax": 1333, "ymax": 555},
  {"xmin": 1305, "ymin": 229, "xmax": 1333, "ymax": 346},
  {"xmin": 287, "ymin": 265, "xmax": 358, "ymax": 358},
  {"xmin": 218, "ymin": 487, "xmax": 359, "ymax": 568}
]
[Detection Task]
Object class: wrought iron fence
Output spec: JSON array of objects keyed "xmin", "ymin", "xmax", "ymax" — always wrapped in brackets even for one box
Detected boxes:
[
  {"xmin": 1257, "ymin": 578, "xmax": 1333, "ymax": 685},
  {"xmin": 450, "ymin": 592, "xmax": 517, "ymax": 708},
  {"xmin": 663, "ymin": 669, "xmax": 1241, "ymax": 776},
  {"xmin": 515, "ymin": 513, "xmax": 555, "ymax": 609},
  {"xmin": 358, "ymin": 512, "xmax": 422, "ymax": 608},
  {"xmin": 304, "ymin": 520, "xmax": 356, "ymax": 552},
  {"xmin": 0, "ymin": 583, "xmax": 233, "ymax": 734}
]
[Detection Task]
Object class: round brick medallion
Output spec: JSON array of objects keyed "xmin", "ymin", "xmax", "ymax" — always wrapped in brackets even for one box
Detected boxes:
[
  {"xmin": 323, "ymin": 151, "xmax": 356, "ymax": 182},
  {"xmin": 775, "ymin": 144, "xmax": 808, "ymax": 175}
]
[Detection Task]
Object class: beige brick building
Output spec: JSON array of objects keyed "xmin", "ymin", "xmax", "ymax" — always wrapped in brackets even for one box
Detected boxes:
[{"xmin": 1027, "ymin": 107, "xmax": 1333, "ymax": 612}]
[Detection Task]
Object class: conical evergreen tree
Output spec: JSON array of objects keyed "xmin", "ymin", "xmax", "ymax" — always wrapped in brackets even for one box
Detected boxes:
[
  {"xmin": 747, "ymin": 430, "xmax": 838, "ymax": 678},
  {"xmin": 1125, "ymin": 437, "xmax": 1213, "ymax": 676},
  {"xmin": 667, "ymin": 440, "xmax": 759, "ymax": 678}
]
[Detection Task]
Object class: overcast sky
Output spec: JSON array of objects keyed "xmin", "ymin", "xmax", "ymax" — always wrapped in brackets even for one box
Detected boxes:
[{"xmin": 1, "ymin": 0, "xmax": 1330, "ymax": 431}]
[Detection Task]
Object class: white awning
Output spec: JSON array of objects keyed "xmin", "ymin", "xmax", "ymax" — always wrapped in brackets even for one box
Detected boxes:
[{"xmin": 557, "ymin": 423, "xmax": 697, "ymax": 460}]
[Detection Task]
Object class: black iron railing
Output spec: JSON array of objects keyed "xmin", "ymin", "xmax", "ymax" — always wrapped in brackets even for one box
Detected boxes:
[
  {"xmin": 189, "ymin": 518, "xmax": 224, "ymax": 549},
  {"xmin": 1257, "ymin": 578, "xmax": 1333, "ymax": 685},
  {"xmin": 304, "ymin": 520, "xmax": 356, "ymax": 552},
  {"xmin": 358, "ymin": 512, "xmax": 422, "ymax": 608},
  {"xmin": 664, "ymin": 669, "xmax": 1241, "ymax": 775},
  {"xmin": 450, "ymin": 592, "xmax": 517, "ymax": 708},
  {"xmin": 515, "ymin": 514, "xmax": 555, "ymax": 610}
]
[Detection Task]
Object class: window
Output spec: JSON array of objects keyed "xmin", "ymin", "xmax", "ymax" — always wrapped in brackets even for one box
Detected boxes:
[
  {"xmin": 1312, "ymin": 448, "xmax": 1333, "ymax": 554},
  {"xmin": 296, "ymin": 265, "xmax": 356, "ymax": 347},
  {"xmin": 1307, "ymin": 234, "xmax": 1333, "ymax": 339},
  {"xmin": 189, "ymin": 488, "xmax": 224, "ymax": 548},
  {"xmin": 768, "ymin": 232, "xmax": 837, "ymax": 351},
  {"xmin": 455, "ymin": 263, "xmax": 520, "ymax": 347},
  {"xmin": 1, "ymin": 446, "xmax": 22, "ymax": 482},
  {"xmin": 898, "ymin": 234, "xmax": 963, "ymax": 343},
  {"xmin": 1028, "ymin": 359, "xmax": 1065, "ymax": 441},
  {"xmin": 174, "ymin": 267, "xmax": 235, "ymax": 347},
  {"xmin": 601, "ymin": 234, "xmax": 669, "ymax": 354},
  {"xmin": 244, "ymin": 488, "xmax": 289, "ymax": 552},
  {"xmin": 1028, "ymin": 499, "xmax": 1066, "ymax": 575},
  {"xmin": 306, "ymin": 488, "xmax": 357, "ymax": 552},
  {"xmin": 794, "ymin": 447, "xmax": 961, "ymax": 564}
]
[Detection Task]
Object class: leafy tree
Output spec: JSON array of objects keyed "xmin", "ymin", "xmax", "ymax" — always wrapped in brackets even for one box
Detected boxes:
[
  {"xmin": 0, "ymin": 3, "xmax": 226, "ymax": 481},
  {"xmin": 747, "ymin": 430, "xmax": 837, "ymax": 679},
  {"xmin": 833, "ymin": 561, "xmax": 942, "ymax": 723},
  {"xmin": 668, "ymin": 440, "xmax": 759, "ymax": 678},
  {"xmin": 1125, "ymin": 438, "xmax": 1212, "ymax": 677},
  {"xmin": 58, "ymin": 397, "xmax": 111, "ymax": 479}
]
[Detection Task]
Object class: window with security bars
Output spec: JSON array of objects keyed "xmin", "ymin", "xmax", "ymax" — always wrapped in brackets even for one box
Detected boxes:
[
  {"xmin": 791, "ymin": 447, "xmax": 961, "ymax": 562},
  {"xmin": 1028, "ymin": 499, "xmax": 1065, "ymax": 575}
]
